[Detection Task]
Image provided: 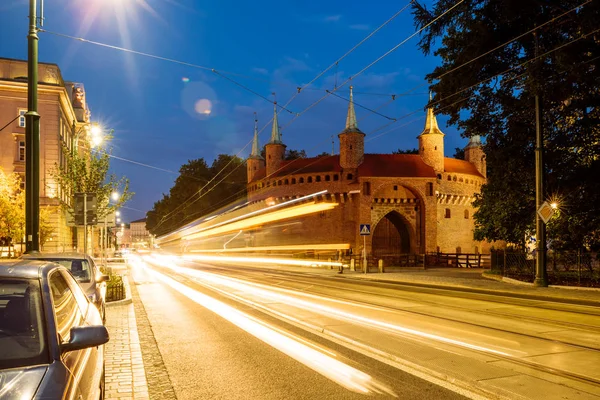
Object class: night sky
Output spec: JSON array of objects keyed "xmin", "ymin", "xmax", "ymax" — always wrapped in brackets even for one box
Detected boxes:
[{"xmin": 0, "ymin": 0, "xmax": 468, "ymax": 223}]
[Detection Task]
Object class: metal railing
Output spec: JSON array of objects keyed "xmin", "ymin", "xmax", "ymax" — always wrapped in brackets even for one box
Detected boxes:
[{"xmin": 491, "ymin": 250, "xmax": 600, "ymax": 287}]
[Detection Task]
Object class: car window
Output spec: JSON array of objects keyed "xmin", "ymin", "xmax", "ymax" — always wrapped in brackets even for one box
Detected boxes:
[
  {"xmin": 46, "ymin": 259, "xmax": 92, "ymax": 283},
  {"xmin": 49, "ymin": 272, "xmax": 83, "ymax": 343},
  {"xmin": 61, "ymin": 271, "xmax": 89, "ymax": 317},
  {"xmin": 0, "ymin": 279, "xmax": 49, "ymax": 370}
]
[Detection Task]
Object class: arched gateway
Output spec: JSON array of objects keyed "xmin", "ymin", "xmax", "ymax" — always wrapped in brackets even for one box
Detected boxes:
[{"xmin": 372, "ymin": 212, "xmax": 411, "ymax": 260}]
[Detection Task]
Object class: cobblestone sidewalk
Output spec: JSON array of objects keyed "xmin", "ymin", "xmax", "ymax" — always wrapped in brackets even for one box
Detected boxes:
[{"xmin": 105, "ymin": 301, "xmax": 149, "ymax": 399}]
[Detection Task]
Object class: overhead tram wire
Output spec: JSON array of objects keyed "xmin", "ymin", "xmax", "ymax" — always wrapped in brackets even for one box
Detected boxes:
[
  {"xmin": 147, "ymin": 1, "xmax": 472, "ymax": 232},
  {"xmin": 158, "ymin": 2, "xmax": 418, "ymax": 229},
  {"xmin": 153, "ymin": 131, "xmax": 340, "ymax": 231},
  {"xmin": 278, "ymin": 0, "xmax": 467, "ymax": 133},
  {"xmin": 392, "ymin": 0, "xmax": 593, "ymax": 97},
  {"xmin": 367, "ymin": 33, "xmax": 600, "ymax": 143},
  {"xmin": 326, "ymin": 90, "xmax": 396, "ymax": 121},
  {"xmin": 38, "ymin": 29, "xmax": 296, "ymax": 113}
]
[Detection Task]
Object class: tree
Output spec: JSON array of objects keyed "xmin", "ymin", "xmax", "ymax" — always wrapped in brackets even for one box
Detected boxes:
[
  {"xmin": 146, "ymin": 154, "xmax": 247, "ymax": 236},
  {"xmin": 0, "ymin": 169, "xmax": 24, "ymax": 255},
  {"xmin": 0, "ymin": 169, "xmax": 54, "ymax": 254},
  {"xmin": 260, "ymin": 147, "xmax": 307, "ymax": 160},
  {"xmin": 412, "ymin": 0, "xmax": 600, "ymax": 249},
  {"xmin": 53, "ymin": 145, "xmax": 133, "ymax": 220},
  {"xmin": 392, "ymin": 148, "xmax": 419, "ymax": 155},
  {"xmin": 316, "ymin": 152, "xmax": 332, "ymax": 158},
  {"xmin": 453, "ymin": 147, "xmax": 465, "ymax": 160}
]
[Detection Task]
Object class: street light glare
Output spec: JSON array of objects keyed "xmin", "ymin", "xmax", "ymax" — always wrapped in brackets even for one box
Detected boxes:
[
  {"xmin": 90, "ymin": 125, "xmax": 102, "ymax": 137},
  {"xmin": 111, "ymin": 192, "xmax": 120, "ymax": 201},
  {"xmin": 116, "ymin": 211, "xmax": 121, "ymax": 216},
  {"xmin": 91, "ymin": 135, "xmax": 103, "ymax": 147},
  {"xmin": 550, "ymin": 202, "xmax": 558, "ymax": 209}
]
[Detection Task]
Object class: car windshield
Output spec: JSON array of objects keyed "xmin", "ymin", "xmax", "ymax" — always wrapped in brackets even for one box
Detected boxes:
[
  {"xmin": 0, "ymin": 279, "xmax": 49, "ymax": 370},
  {"xmin": 42, "ymin": 259, "xmax": 92, "ymax": 283}
]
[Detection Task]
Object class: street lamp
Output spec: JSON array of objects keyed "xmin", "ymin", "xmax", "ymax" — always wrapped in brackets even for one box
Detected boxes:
[
  {"xmin": 111, "ymin": 191, "xmax": 120, "ymax": 202},
  {"xmin": 25, "ymin": 0, "xmax": 41, "ymax": 252}
]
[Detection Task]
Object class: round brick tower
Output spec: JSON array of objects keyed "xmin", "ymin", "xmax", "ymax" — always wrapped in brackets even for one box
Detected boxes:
[
  {"xmin": 418, "ymin": 99, "xmax": 445, "ymax": 174},
  {"xmin": 464, "ymin": 135, "xmax": 486, "ymax": 178},
  {"xmin": 247, "ymin": 115, "xmax": 265, "ymax": 183},
  {"xmin": 265, "ymin": 102, "xmax": 286, "ymax": 178},
  {"xmin": 338, "ymin": 86, "xmax": 365, "ymax": 169}
]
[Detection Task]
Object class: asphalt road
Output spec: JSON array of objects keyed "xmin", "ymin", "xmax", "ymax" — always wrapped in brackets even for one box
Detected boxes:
[{"xmin": 130, "ymin": 257, "xmax": 600, "ymax": 400}]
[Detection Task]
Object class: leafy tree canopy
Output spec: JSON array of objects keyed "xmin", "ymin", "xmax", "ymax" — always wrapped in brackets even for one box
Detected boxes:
[
  {"xmin": 146, "ymin": 154, "xmax": 247, "ymax": 237},
  {"xmin": 53, "ymin": 144, "xmax": 133, "ymax": 219},
  {"xmin": 413, "ymin": 0, "xmax": 600, "ymax": 250},
  {"xmin": 0, "ymin": 168, "xmax": 54, "ymax": 252}
]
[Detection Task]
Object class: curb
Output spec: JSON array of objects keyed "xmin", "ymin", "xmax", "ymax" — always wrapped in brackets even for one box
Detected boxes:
[{"xmin": 105, "ymin": 275, "xmax": 132, "ymax": 307}]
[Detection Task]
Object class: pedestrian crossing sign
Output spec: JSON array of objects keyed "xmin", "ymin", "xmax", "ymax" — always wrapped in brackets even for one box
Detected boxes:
[{"xmin": 359, "ymin": 224, "xmax": 371, "ymax": 236}]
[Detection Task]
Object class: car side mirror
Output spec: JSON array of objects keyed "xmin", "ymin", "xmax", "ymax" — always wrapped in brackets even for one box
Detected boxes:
[
  {"xmin": 97, "ymin": 274, "xmax": 110, "ymax": 283},
  {"xmin": 61, "ymin": 326, "xmax": 109, "ymax": 354}
]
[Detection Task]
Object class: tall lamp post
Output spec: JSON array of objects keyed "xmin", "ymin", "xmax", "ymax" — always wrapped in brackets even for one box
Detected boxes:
[{"xmin": 25, "ymin": 0, "xmax": 41, "ymax": 253}]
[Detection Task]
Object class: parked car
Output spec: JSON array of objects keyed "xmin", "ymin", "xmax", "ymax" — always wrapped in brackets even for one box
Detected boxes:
[
  {"xmin": 0, "ymin": 260, "xmax": 109, "ymax": 399},
  {"xmin": 21, "ymin": 253, "xmax": 109, "ymax": 324}
]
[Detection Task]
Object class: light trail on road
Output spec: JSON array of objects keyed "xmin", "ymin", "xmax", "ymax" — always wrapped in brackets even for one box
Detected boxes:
[
  {"xmin": 144, "ymin": 255, "xmax": 512, "ymax": 358},
  {"xmin": 138, "ymin": 260, "xmax": 397, "ymax": 396}
]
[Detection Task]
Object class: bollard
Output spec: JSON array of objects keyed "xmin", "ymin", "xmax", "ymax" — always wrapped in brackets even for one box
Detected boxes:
[
  {"xmin": 378, "ymin": 259, "xmax": 384, "ymax": 273},
  {"xmin": 350, "ymin": 259, "xmax": 355, "ymax": 271}
]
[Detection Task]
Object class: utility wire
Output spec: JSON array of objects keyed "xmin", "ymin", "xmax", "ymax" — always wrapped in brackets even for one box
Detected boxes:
[
  {"xmin": 0, "ymin": 114, "xmax": 20, "ymax": 132},
  {"xmin": 39, "ymin": 28, "xmax": 293, "ymax": 111},
  {"xmin": 326, "ymin": 90, "xmax": 396, "ymax": 121},
  {"xmin": 279, "ymin": 0, "xmax": 466, "ymax": 132},
  {"xmin": 397, "ymin": 0, "xmax": 592, "ymax": 96}
]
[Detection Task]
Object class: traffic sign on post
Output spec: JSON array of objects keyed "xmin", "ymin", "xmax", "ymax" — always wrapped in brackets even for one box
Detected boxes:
[{"xmin": 359, "ymin": 224, "xmax": 371, "ymax": 236}]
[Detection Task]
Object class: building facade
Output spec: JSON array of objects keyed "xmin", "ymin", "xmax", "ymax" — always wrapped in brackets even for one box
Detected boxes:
[
  {"xmin": 246, "ymin": 87, "xmax": 492, "ymax": 259},
  {"xmin": 130, "ymin": 218, "xmax": 151, "ymax": 248},
  {"xmin": 0, "ymin": 57, "xmax": 93, "ymax": 252}
]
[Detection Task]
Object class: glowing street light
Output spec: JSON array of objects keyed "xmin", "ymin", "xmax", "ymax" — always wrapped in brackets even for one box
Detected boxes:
[
  {"xmin": 111, "ymin": 192, "xmax": 120, "ymax": 202},
  {"xmin": 550, "ymin": 202, "xmax": 558, "ymax": 209},
  {"xmin": 116, "ymin": 211, "xmax": 121, "ymax": 217}
]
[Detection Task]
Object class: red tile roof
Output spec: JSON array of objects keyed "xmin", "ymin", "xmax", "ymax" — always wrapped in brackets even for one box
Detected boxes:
[
  {"xmin": 249, "ymin": 154, "xmax": 483, "ymax": 183},
  {"xmin": 444, "ymin": 158, "xmax": 484, "ymax": 177},
  {"xmin": 251, "ymin": 156, "xmax": 342, "ymax": 182},
  {"xmin": 358, "ymin": 154, "xmax": 437, "ymax": 178}
]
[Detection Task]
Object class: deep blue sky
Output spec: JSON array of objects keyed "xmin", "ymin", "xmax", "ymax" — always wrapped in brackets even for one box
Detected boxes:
[{"xmin": 0, "ymin": 0, "xmax": 468, "ymax": 222}]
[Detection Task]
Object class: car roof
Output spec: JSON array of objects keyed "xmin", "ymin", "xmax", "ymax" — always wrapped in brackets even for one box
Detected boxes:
[
  {"xmin": 21, "ymin": 252, "xmax": 89, "ymax": 261},
  {"xmin": 0, "ymin": 260, "xmax": 57, "ymax": 279}
]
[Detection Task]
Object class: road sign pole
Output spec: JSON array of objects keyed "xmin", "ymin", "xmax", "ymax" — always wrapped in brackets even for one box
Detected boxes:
[{"xmin": 363, "ymin": 235, "xmax": 367, "ymax": 274}]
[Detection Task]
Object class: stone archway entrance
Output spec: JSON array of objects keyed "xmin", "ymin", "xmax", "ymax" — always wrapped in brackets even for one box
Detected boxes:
[{"xmin": 372, "ymin": 212, "xmax": 411, "ymax": 260}]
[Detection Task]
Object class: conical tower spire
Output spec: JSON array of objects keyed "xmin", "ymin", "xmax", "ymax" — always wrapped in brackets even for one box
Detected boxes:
[
  {"xmin": 269, "ymin": 102, "xmax": 282, "ymax": 144},
  {"xmin": 250, "ymin": 113, "xmax": 262, "ymax": 159},
  {"xmin": 344, "ymin": 86, "xmax": 362, "ymax": 133},
  {"xmin": 420, "ymin": 92, "xmax": 444, "ymax": 136}
]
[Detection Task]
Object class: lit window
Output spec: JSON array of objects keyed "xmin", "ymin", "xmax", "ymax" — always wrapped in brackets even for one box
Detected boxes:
[
  {"xmin": 19, "ymin": 141, "xmax": 25, "ymax": 161},
  {"xmin": 18, "ymin": 109, "xmax": 26, "ymax": 127}
]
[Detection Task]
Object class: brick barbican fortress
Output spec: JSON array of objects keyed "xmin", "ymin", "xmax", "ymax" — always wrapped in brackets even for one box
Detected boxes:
[{"xmin": 245, "ymin": 87, "xmax": 491, "ymax": 260}]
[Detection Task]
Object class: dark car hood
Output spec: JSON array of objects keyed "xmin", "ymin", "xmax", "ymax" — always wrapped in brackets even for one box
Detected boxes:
[{"xmin": 0, "ymin": 365, "xmax": 47, "ymax": 399}]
